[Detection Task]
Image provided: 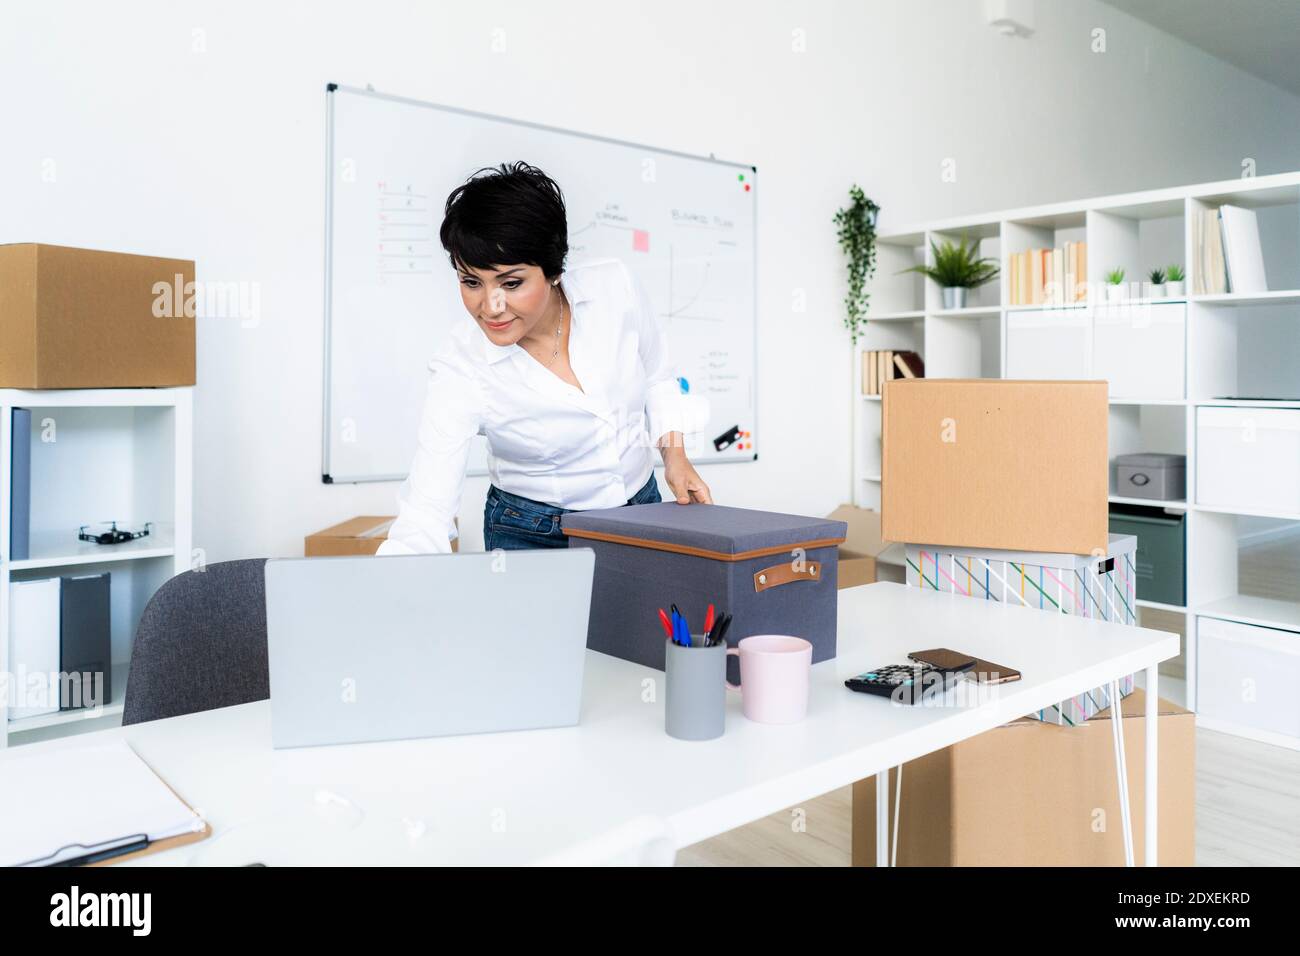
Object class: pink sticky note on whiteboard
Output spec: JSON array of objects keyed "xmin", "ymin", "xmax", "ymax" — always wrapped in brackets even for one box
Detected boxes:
[{"xmin": 633, "ymin": 229, "xmax": 650, "ymax": 252}]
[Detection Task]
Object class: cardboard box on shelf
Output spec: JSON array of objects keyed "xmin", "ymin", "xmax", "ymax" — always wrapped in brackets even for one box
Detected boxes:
[
  {"xmin": 851, "ymin": 689, "xmax": 1194, "ymax": 866},
  {"xmin": 826, "ymin": 504, "xmax": 892, "ymax": 589},
  {"xmin": 0, "ymin": 244, "xmax": 196, "ymax": 388},
  {"xmin": 881, "ymin": 379, "xmax": 1108, "ymax": 555},
  {"xmin": 305, "ymin": 516, "xmax": 458, "ymax": 556}
]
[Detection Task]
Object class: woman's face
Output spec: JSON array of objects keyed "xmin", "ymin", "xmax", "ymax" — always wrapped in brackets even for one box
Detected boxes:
[{"xmin": 456, "ymin": 263, "xmax": 556, "ymax": 347}]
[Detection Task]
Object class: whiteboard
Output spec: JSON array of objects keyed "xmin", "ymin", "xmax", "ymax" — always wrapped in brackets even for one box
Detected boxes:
[{"xmin": 323, "ymin": 84, "xmax": 757, "ymax": 483}]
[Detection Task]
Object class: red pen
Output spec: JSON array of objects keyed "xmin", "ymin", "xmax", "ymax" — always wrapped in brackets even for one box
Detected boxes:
[
  {"xmin": 704, "ymin": 604, "xmax": 716, "ymax": 635},
  {"xmin": 657, "ymin": 608, "xmax": 674, "ymax": 639}
]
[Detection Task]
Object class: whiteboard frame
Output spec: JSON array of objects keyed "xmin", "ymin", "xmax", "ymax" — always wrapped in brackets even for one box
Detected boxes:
[{"xmin": 322, "ymin": 82, "xmax": 758, "ymax": 484}]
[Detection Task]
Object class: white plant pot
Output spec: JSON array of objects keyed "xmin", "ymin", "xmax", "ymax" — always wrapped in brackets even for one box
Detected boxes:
[
  {"xmin": 1106, "ymin": 284, "xmax": 1126, "ymax": 303},
  {"xmin": 1166, "ymin": 280, "xmax": 1185, "ymax": 297},
  {"xmin": 1146, "ymin": 283, "xmax": 1166, "ymax": 298},
  {"xmin": 942, "ymin": 287, "xmax": 967, "ymax": 310}
]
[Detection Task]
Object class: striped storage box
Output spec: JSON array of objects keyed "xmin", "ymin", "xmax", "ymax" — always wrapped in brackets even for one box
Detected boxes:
[{"xmin": 904, "ymin": 534, "xmax": 1138, "ymax": 726}]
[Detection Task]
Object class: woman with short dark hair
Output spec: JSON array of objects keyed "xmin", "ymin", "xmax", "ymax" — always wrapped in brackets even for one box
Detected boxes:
[{"xmin": 378, "ymin": 161, "xmax": 711, "ymax": 555}]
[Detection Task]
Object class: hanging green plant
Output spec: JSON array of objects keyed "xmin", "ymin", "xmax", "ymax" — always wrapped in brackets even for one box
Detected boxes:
[{"xmin": 833, "ymin": 185, "xmax": 880, "ymax": 345}]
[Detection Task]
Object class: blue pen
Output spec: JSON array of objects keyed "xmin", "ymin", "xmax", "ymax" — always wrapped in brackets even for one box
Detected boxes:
[{"xmin": 671, "ymin": 609, "xmax": 682, "ymax": 645}]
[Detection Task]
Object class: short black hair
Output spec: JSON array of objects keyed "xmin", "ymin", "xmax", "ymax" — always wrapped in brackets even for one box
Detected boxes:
[{"xmin": 439, "ymin": 161, "xmax": 568, "ymax": 279}]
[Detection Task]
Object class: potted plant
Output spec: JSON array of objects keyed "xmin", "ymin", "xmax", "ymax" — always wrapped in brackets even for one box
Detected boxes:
[
  {"xmin": 1166, "ymin": 264, "xmax": 1185, "ymax": 297},
  {"xmin": 1105, "ymin": 267, "xmax": 1126, "ymax": 302},
  {"xmin": 833, "ymin": 185, "xmax": 880, "ymax": 345},
  {"xmin": 1147, "ymin": 267, "xmax": 1167, "ymax": 298},
  {"xmin": 900, "ymin": 235, "xmax": 999, "ymax": 310}
]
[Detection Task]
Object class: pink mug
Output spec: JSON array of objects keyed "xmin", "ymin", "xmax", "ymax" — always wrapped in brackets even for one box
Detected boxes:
[{"xmin": 726, "ymin": 635, "xmax": 813, "ymax": 724}]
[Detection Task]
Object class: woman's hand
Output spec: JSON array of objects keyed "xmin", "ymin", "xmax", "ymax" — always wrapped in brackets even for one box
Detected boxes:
[{"xmin": 661, "ymin": 444, "xmax": 713, "ymax": 504}]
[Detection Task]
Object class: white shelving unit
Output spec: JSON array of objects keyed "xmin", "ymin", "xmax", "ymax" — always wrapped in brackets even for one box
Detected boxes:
[
  {"xmin": 0, "ymin": 388, "xmax": 193, "ymax": 747},
  {"xmin": 852, "ymin": 171, "xmax": 1300, "ymax": 749}
]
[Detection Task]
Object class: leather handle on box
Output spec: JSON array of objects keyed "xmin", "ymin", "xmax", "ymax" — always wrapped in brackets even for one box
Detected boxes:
[{"xmin": 753, "ymin": 560, "xmax": 822, "ymax": 593}]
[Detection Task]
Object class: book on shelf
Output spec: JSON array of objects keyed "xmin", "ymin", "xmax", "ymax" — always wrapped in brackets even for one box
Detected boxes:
[
  {"xmin": 1008, "ymin": 241, "xmax": 1087, "ymax": 306},
  {"xmin": 893, "ymin": 351, "xmax": 924, "ymax": 379},
  {"xmin": 10, "ymin": 408, "xmax": 31, "ymax": 562},
  {"xmin": 1195, "ymin": 207, "xmax": 1230, "ymax": 295},
  {"xmin": 1219, "ymin": 204, "xmax": 1268, "ymax": 294},
  {"xmin": 861, "ymin": 350, "xmax": 923, "ymax": 395}
]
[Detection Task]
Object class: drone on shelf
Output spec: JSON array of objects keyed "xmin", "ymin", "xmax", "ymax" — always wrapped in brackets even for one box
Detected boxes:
[{"xmin": 77, "ymin": 521, "xmax": 153, "ymax": 546}]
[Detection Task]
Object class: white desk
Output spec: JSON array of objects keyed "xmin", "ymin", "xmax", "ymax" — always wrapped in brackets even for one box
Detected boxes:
[{"xmin": 1, "ymin": 583, "xmax": 1178, "ymax": 866}]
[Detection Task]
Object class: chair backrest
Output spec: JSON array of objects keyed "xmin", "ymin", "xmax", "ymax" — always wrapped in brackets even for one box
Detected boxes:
[{"xmin": 122, "ymin": 558, "xmax": 270, "ymax": 726}]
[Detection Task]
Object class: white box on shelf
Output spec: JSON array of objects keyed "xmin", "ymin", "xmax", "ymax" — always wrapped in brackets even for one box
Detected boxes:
[
  {"xmin": 7, "ymin": 578, "xmax": 61, "ymax": 720},
  {"xmin": 1005, "ymin": 307, "xmax": 1091, "ymax": 380},
  {"xmin": 1196, "ymin": 406, "xmax": 1300, "ymax": 515},
  {"xmin": 1197, "ymin": 616, "xmax": 1300, "ymax": 740},
  {"xmin": 1092, "ymin": 303, "xmax": 1185, "ymax": 400},
  {"xmin": 903, "ymin": 534, "xmax": 1138, "ymax": 726}
]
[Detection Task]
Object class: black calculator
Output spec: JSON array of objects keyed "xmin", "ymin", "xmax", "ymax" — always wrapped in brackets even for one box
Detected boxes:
[{"xmin": 845, "ymin": 661, "xmax": 974, "ymax": 705}]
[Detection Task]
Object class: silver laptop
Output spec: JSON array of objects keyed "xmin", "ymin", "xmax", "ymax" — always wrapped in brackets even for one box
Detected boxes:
[{"xmin": 264, "ymin": 548, "xmax": 595, "ymax": 749}]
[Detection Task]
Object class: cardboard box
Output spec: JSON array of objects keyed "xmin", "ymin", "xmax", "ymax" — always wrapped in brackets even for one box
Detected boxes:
[
  {"xmin": 827, "ymin": 504, "xmax": 891, "ymax": 589},
  {"xmin": 0, "ymin": 244, "xmax": 196, "ymax": 387},
  {"xmin": 881, "ymin": 379, "xmax": 1108, "ymax": 555},
  {"xmin": 851, "ymin": 690, "xmax": 1194, "ymax": 866},
  {"xmin": 305, "ymin": 516, "xmax": 458, "ymax": 556}
]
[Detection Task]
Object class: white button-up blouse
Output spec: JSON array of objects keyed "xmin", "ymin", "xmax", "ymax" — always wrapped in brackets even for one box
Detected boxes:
[{"xmin": 377, "ymin": 257, "xmax": 686, "ymax": 555}]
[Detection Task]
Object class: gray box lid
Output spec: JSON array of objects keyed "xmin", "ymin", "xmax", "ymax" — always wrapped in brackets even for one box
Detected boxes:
[
  {"xmin": 562, "ymin": 502, "xmax": 847, "ymax": 559},
  {"xmin": 1114, "ymin": 453, "xmax": 1186, "ymax": 470}
]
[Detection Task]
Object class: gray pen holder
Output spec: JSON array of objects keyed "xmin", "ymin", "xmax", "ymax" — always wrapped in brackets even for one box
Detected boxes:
[{"xmin": 665, "ymin": 637, "xmax": 726, "ymax": 741}]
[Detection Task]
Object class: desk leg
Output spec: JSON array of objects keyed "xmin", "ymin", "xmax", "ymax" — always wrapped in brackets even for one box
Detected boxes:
[
  {"xmin": 1145, "ymin": 665, "xmax": 1158, "ymax": 867},
  {"xmin": 875, "ymin": 771, "xmax": 889, "ymax": 867},
  {"xmin": 1109, "ymin": 678, "xmax": 1135, "ymax": 867}
]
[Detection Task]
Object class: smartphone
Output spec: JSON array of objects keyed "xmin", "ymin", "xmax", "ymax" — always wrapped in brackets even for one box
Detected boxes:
[{"xmin": 908, "ymin": 648, "xmax": 1021, "ymax": 685}]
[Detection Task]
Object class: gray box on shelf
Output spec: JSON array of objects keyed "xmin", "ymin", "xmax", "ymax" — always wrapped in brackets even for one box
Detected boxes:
[
  {"xmin": 561, "ymin": 502, "xmax": 847, "ymax": 672},
  {"xmin": 59, "ymin": 572, "xmax": 111, "ymax": 710},
  {"xmin": 1108, "ymin": 508, "xmax": 1186, "ymax": 607},
  {"xmin": 1113, "ymin": 453, "xmax": 1185, "ymax": 501}
]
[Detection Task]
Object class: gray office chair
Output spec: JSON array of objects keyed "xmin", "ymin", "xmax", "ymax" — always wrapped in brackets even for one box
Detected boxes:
[{"xmin": 122, "ymin": 558, "xmax": 270, "ymax": 725}]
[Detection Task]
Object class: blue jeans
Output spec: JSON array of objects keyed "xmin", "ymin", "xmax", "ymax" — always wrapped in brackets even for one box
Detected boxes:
[{"xmin": 483, "ymin": 473, "xmax": 662, "ymax": 551}]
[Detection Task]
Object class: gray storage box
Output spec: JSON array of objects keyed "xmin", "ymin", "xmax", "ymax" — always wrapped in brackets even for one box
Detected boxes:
[
  {"xmin": 1109, "ymin": 507, "xmax": 1186, "ymax": 607},
  {"xmin": 561, "ymin": 503, "xmax": 847, "ymax": 671},
  {"xmin": 1113, "ymin": 453, "xmax": 1186, "ymax": 501}
]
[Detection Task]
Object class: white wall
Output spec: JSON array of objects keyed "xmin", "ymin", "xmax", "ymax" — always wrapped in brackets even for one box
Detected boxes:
[{"xmin": 4, "ymin": 0, "xmax": 1300, "ymax": 562}]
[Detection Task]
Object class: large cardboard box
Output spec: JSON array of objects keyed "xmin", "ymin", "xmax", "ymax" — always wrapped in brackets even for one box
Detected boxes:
[
  {"xmin": 305, "ymin": 516, "xmax": 458, "ymax": 556},
  {"xmin": 0, "ymin": 244, "xmax": 196, "ymax": 387},
  {"xmin": 851, "ymin": 690, "xmax": 1194, "ymax": 866},
  {"xmin": 881, "ymin": 379, "xmax": 1108, "ymax": 555},
  {"xmin": 827, "ymin": 504, "xmax": 891, "ymax": 589}
]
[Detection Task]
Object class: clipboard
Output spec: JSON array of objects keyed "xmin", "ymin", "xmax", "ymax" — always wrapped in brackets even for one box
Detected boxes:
[
  {"xmin": 1, "ymin": 742, "xmax": 214, "ymax": 867},
  {"xmin": 87, "ymin": 751, "xmax": 212, "ymax": 866},
  {"xmin": 86, "ymin": 818, "xmax": 212, "ymax": 866}
]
